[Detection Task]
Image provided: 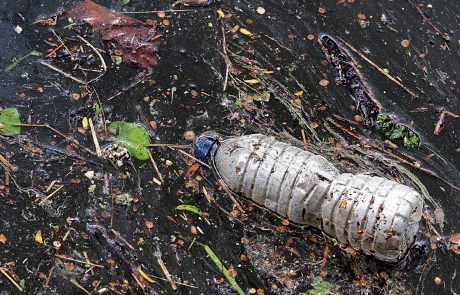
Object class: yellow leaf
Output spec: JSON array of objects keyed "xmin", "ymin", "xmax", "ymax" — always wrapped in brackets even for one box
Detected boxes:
[
  {"xmin": 261, "ymin": 70, "xmax": 274, "ymax": 74},
  {"xmin": 294, "ymin": 90, "xmax": 304, "ymax": 96},
  {"xmin": 35, "ymin": 230, "xmax": 43, "ymax": 244},
  {"xmin": 82, "ymin": 117, "xmax": 88, "ymax": 129},
  {"xmin": 138, "ymin": 267, "xmax": 156, "ymax": 283},
  {"xmin": 244, "ymin": 79, "xmax": 260, "ymax": 84},
  {"xmin": 239, "ymin": 28, "xmax": 252, "ymax": 36},
  {"xmin": 216, "ymin": 9, "xmax": 225, "ymax": 18}
]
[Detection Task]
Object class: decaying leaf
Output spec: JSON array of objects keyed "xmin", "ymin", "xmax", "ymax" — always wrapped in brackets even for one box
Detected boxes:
[
  {"xmin": 448, "ymin": 233, "xmax": 460, "ymax": 255},
  {"xmin": 68, "ymin": 0, "xmax": 162, "ymax": 71}
]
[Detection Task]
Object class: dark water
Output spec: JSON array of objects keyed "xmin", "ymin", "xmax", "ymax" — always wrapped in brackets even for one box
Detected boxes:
[{"xmin": 0, "ymin": 0, "xmax": 459, "ymax": 294}]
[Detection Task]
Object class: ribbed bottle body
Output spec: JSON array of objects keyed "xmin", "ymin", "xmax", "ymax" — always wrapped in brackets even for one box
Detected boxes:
[{"xmin": 213, "ymin": 134, "xmax": 423, "ymax": 262}]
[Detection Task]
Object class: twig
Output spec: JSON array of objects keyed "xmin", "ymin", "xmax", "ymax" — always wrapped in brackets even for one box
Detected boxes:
[
  {"xmin": 88, "ymin": 118, "xmax": 102, "ymax": 156},
  {"xmin": 111, "ymin": 229, "xmax": 135, "ymax": 251},
  {"xmin": 218, "ymin": 179, "xmax": 244, "ymax": 212},
  {"xmin": 37, "ymin": 184, "xmax": 64, "ymax": 206},
  {"xmin": 147, "ymin": 150, "xmax": 164, "ymax": 184},
  {"xmin": 146, "ymin": 143, "xmax": 190, "ymax": 149},
  {"xmin": 173, "ymin": 148, "xmax": 211, "ymax": 169},
  {"xmin": 155, "ymin": 249, "xmax": 177, "ymax": 290},
  {"xmin": 44, "ymin": 265, "xmax": 54, "ymax": 287},
  {"xmin": 14, "ymin": 123, "xmax": 95, "ymax": 155},
  {"xmin": 434, "ymin": 109, "xmax": 459, "ymax": 135},
  {"xmin": 55, "ymin": 254, "xmax": 104, "ymax": 268},
  {"xmin": 83, "ymin": 251, "xmax": 95, "ymax": 275},
  {"xmin": 0, "ymin": 268, "xmax": 24, "ymax": 292},
  {"xmin": 38, "ymin": 60, "xmax": 86, "ymax": 85},
  {"xmin": 70, "ymin": 279, "xmax": 92, "ymax": 295},
  {"xmin": 76, "ymin": 35, "xmax": 107, "ymax": 83},
  {"xmin": 220, "ymin": 23, "xmax": 231, "ymax": 91},
  {"xmin": 123, "ymin": 9, "xmax": 197, "ymax": 14},
  {"xmin": 46, "ymin": 43, "xmax": 64, "ymax": 57},
  {"xmin": 337, "ymin": 37, "xmax": 418, "ymax": 98},
  {"xmin": 407, "ymin": 0, "xmax": 450, "ymax": 41},
  {"xmin": 0, "ymin": 153, "xmax": 16, "ymax": 172}
]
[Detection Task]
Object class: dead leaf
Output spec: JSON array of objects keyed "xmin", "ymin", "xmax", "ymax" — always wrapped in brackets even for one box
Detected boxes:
[
  {"xmin": 401, "ymin": 39, "xmax": 410, "ymax": 48},
  {"xmin": 68, "ymin": 0, "xmax": 162, "ymax": 71},
  {"xmin": 319, "ymin": 79, "xmax": 329, "ymax": 87},
  {"xmin": 35, "ymin": 230, "xmax": 43, "ymax": 244}
]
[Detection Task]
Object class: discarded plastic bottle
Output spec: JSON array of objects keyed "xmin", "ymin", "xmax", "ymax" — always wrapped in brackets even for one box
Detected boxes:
[{"xmin": 193, "ymin": 132, "xmax": 424, "ymax": 263}]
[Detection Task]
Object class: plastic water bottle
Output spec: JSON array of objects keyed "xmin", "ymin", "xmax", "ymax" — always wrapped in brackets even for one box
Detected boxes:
[{"xmin": 193, "ymin": 132, "xmax": 424, "ymax": 263}]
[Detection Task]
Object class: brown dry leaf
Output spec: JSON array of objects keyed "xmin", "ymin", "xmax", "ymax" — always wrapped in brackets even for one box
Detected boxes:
[
  {"xmin": 68, "ymin": 0, "xmax": 161, "ymax": 71},
  {"xmin": 318, "ymin": 7, "xmax": 327, "ymax": 14},
  {"xmin": 157, "ymin": 11, "xmax": 166, "ymax": 18},
  {"xmin": 401, "ymin": 39, "xmax": 410, "ymax": 48},
  {"xmin": 310, "ymin": 122, "xmax": 319, "ymax": 129},
  {"xmin": 191, "ymin": 90, "xmax": 199, "ymax": 97},
  {"xmin": 276, "ymin": 225, "xmax": 285, "ymax": 233},
  {"xmin": 64, "ymin": 262, "xmax": 75, "ymax": 271},
  {"xmin": 319, "ymin": 79, "xmax": 329, "ymax": 87},
  {"xmin": 144, "ymin": 220, "xmax": 154, "ymax": 229},
  {"xmin": 357, "ymin": 13, "xmax": 366, "ymax": 20},
  {"xmin": 448, "ymin": 233, "xmax": 460, "ymax": 254},
  {"xmin": 0, "ymin": 233, "xmax": 6, "ymax": 243},
  {"xmin": 281, "ymin": 219, "xmax": 289, "ymax": 226},
  {"xmin": 307, "ymin": 34, "xmax": 315, "ymax": 41}
]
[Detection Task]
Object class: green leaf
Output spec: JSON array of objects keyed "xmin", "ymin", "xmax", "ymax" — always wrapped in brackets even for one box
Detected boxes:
[
  {"xmin": 122, "ymin": 0, "xmax": 130, "ymax": 4},
  {"xmin": 299, "ymin": 277, "xmax": 338, "ymax": 295},
  {"xmin": 108, "ymin": 121, "xmax": 151, "ymax": 160},
  {"xmin": 253, "ymin": 91, "xmax": 270, "ymax": 102},
  {"xmin": 88, "ymin": 184, "xmax": 97, "ymax": 193},
  {"xmin": 176, "ymin": 204, "xmax": 203, "ymax": 216},
  {"xmin": 112, "ymin": 55, "xmax": 123, "ymax": 65},
  {"xmin": 19, "ymin": 279, "xmax": 26, "ymax": 289},
  {"xmin": 234, "ymin": 98, "xmax": 243, "ymax": 108},
  {"xmin": 114, "ymin": 193, "xmax": 134, "ymax": 206},
  {"xmin": 0, "ymin": 107, "xmax": 21, "ymax": 135},
  {"xmin": 5, "ymin": 51, "xmax": 42, "ymax": 73},
  {"xmin": 200, "ymin": 244, "xmax": 244, "ymax": 295},
  {"xmin": 30, "ymin": 50, "xmax": 43, "ymax": 57}
]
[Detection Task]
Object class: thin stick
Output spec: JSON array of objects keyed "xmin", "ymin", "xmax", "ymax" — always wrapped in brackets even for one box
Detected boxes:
[
  {"xmin": 0, "ymin": 268, "xmax": 24, "ymax": 292},
  {"xmin": 44, "ymin": 265, "xmax": 54, "ymax": 287},
  {"xmin": 0, "ymin": 153, "xmax": 16, "ymax": 172},
  {"xmin": 123, "ymin": 9, "xmax": 197, "ymax": 14},
  {"xmin": 434, "ymin": 109, "xmax": 459, "ymax": 135},
  {"xmin": 146, "ymin": 143, "xmax": 190, "ymax": 149},
  {"xmin": 83, "ymin": 251, "xmax": 95, "ymax": 275},
  {"xmin": 111, "ymin": 229, "xmax": 135, "ymax": 251},
  {"xmin": 46, "ymin": 43, "xmax": 64, "ymax": 57},
  {"xmin": 131, "ymin": 273, "xmax": 145, "ymax": 290},
  {"xmin": 147, "ymin": 150, "xmax": 164, "ymax": 184},
  {"xmin": 88, "ymin": 118, "xmax": 102, "ymax": 156},
  {"xmin": 55, "ymin": 254, "xmax": 104, "ymax": 268},
  {"xmin": 38, "ymin": 60, "xmax": 86, "ymax": 85},
  {"xmin": 14, "ymin": 123, "xmax": 95, "ymax": 155},
  {"xmin": 76, "ymin": 35, "xmax": 107, "ymax": 83},
  {"xmin": 337, "ymin": 37, "xmax": 418, "ymax": 98},
  {"xmin": 174, "ymin": 148, "xmax": 211, "ymax": 169},
  {"xmin": 142, "ymin": 273, "xmax": 197, "ymax": 288},
  {"xmin": 38, "ymin": 184, "xmax": 64, "ymax": 206},
  {"xmin": 300, "ymin": 129, "xmax": 308, "ymax": 146},
  {"xmin": 218, "ymin": 179, "xmax": 244, "ymax": 212},
  {"xmin": 70, "ymin": 279, "xmax": 92, "ymax": 295},
  {"xmin": 156, "ymin": 256, "xmax": 177, "ymax": 290},
  {"xmin": 220, "ymin": 24, "xmax": 231, "ymax": 91}
]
